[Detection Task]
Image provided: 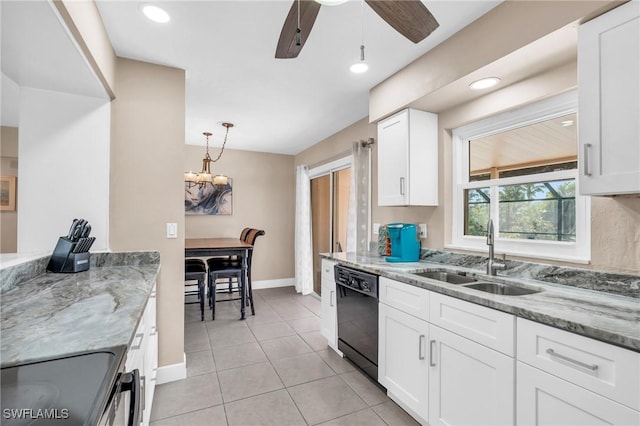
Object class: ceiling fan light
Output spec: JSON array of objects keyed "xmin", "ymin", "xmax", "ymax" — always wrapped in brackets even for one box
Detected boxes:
[
  {"xmin": 141, "ymin": 4, "xmax": 170, "ymax": 23},
  {"xmin": 315, "ymin": 0, "xmax": 349, "ymax": 5},
  {"xmin": 213, "ymin": 175, "xmax": 228, "ymax": 186},
  {"xmin": 469, "ymin": 77, "xmax": 501, "ymax": 90},
  {"xmin": 350, "ymin": 62, "xmax": 369, "ymax": 74}
]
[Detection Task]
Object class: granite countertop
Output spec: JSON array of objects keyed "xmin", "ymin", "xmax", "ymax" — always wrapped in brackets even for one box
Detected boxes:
[
  {"xmin": 323, "ymin": 252, "xmax": 640, "ymax": 352},
  {"xmin": 0, "ymin": 252, "xmax": 159, "ymax": 367}
]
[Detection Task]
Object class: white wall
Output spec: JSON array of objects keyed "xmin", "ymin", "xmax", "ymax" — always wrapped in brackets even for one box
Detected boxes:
[{"xmin": 18, "ymin": 87, "xmax": 110, "ymax": 253}]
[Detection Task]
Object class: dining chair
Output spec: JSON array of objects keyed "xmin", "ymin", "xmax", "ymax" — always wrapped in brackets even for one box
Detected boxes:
[
  {"xmin": 185, "ymin": 258, "xmax": 207, "ymax": 321},
  {"xmin": 206, "ymin": 228, "xmax": 265, "ymax": 319}
]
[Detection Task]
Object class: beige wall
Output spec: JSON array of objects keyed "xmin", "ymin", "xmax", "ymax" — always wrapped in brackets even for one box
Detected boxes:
[
  {"xmin": 1, "ymin": 126, "xmax": 18, "ymax": 253},
  {"xmin": 184, "ymin": 147, "xmax": 295, "ymax": 281},
  {"xmin": 110, "ymin": 58, "xmax": 186, "ymax": 367}
]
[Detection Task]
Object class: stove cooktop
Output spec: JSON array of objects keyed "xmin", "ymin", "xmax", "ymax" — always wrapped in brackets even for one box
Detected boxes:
[{"xmin": 1, "ymin": 347, "xmax": 126, "ymax": 425}]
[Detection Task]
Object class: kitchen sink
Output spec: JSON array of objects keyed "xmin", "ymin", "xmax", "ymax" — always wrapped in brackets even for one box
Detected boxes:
[
  {"xmin": 463, "ymin": 282, "xmax": 541, "ymax": 296},
  {"xmin": 414, "ymin": 271, "xmax": 477, "ymax": 285}
]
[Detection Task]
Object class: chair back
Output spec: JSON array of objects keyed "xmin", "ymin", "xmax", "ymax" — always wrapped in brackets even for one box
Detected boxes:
[
  {"xmin": 243, "ymin": 229, "xmax": 265, "ymax": 245},
  {"xmin": 240, "ymin": 227, "xmax": 252, "ymax": 242}
]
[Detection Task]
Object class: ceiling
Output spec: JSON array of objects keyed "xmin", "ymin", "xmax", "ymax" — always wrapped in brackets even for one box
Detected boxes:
[{"xmin": 95, "ymin": 0, "xmax": 501, "ymax": 154}]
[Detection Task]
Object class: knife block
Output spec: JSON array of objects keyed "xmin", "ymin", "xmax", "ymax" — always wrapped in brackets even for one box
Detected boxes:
[{"xmin": 47, "ymin": 237, "xmax": 90, "ymax": 273}]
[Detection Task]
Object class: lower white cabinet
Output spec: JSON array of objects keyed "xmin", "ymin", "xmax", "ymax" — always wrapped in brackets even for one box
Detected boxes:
[
  {"xmin": 378, "ymin": 302, "xmax": 429, "ymax": 424},
  {"xmin": 320, "ymin": 259, "xmax": 338, "ymax": 351},
  {"xmin": 125, "ymin": 284, "xmax": 158, "ymax": 426},
  {"xmin": 517, "ymin": 362, "xmax": 640, "ymax": 426},
  {"xmin": 428, "ymin": 324, "xmax": 515, "ymax": 426}
]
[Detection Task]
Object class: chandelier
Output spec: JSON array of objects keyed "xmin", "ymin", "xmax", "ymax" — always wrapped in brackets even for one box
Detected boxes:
[{"xmin": 185, "ymin": 122, "xmax": 233, "ymax": 187}]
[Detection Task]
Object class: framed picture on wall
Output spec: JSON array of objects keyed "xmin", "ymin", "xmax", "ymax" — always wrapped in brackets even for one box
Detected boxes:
[
  {"xmin": 0, "ymin": 176, "xmax": 16, "ymax": 211},
  {"xmin": 185, "ymin": 178, "xmax": 233, "ymax": 215}
]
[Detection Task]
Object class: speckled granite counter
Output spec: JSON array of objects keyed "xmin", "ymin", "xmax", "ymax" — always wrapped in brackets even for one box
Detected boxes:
[
  {"xmin": 0, "ymin": 251, "xmax": 160, "ymax": 367},
  {"xmin": 322, "ymin": 252, "xmax": 640, "ymax": 352}
]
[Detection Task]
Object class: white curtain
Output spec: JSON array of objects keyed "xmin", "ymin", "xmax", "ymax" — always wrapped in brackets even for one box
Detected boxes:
[
  {"xmin": 294, "ymin": 165, "xmax": 313, "ymax": 295},
  {"xmin": 346, "ymin": 140, "xmax": 371, "ymax": 253}
]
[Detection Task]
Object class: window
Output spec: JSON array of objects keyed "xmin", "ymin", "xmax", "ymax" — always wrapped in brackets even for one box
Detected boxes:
[{"xmin": 451, "ymin": 91, "xmax": 590, "ymax": 263}]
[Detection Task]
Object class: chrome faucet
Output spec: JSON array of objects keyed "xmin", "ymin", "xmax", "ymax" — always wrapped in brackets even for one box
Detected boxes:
[{"xmin": 486, "ymin": 219, "xmax": 507, "ymax": 276}]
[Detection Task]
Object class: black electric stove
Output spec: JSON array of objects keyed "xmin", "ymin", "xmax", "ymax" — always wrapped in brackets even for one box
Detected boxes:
[{"xmin": 1, "ymin": 346, "xmax": 129, "ymax": 425}]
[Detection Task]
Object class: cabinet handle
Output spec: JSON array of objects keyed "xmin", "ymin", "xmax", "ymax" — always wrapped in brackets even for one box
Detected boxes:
[
  {"xmin": 583, "ymin": 143, "xmax": 592, "ymax": 177},
  {"xmin": 131, "ymin": 333, "xmax": 144, "ymax": 350},
  {"xmin": 400, "ymin": 177, "xmax": 405, "ymax": 195},
  {"xmin": 429, "ymin": 340, "xmax": 436, "ymax": 366},
  {"xmin": 546, "ymin": 348, "xmax": 598, "ymax": 371},
  {"xmin": 418, "ymin": 335, "xmax": 426, "ymax": 360},
  {"xmin": 330, "ymin": 291, "xmax": 335, "ymax": 307}
]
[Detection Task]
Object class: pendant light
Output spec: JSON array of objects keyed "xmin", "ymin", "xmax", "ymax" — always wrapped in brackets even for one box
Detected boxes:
[
  {"xmin": 350, "ymin": 0, "xmax": 368, "ymax": 74},
  {"xmin": 185, "ymin": 122, "xmax": 234, "ymax": 188}
]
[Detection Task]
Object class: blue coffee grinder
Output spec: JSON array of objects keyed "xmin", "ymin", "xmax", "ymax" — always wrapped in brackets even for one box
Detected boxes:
[{"xmin": 385, "ymin": 223, "xmax": 421, "ymax": 262}]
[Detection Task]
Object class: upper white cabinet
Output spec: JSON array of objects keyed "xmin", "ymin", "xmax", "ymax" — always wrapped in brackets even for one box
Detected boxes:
[
  {"xmin": 320, "ymin": 259, "xmax": 339, "ymax": 352},
  {"xmin": 578, "ymin": 1, "xmax": 640, "ymax": 195},
  {"xmin": 377, "ymin": 108, "xmax": 438, "ymax": 206}
]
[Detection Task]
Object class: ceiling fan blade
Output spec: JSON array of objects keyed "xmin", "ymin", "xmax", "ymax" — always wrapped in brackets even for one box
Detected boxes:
[
  {"xmin": 365, "ymin": 0, "xmax": 439, "ymax": 44},
  {"xmin": 275, "ymin": 0, "xmax": 322, "ymax": 59}
]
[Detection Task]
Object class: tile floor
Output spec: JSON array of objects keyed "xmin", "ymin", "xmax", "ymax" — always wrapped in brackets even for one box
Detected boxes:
[{"xmin": 150, "ymin": 286, "xmax": 419, "ymax": 426}]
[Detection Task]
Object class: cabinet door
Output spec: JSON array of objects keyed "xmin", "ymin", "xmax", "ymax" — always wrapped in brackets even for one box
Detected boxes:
[
  {"xmin": 517, "ymin": 362, "xmax": 640, "ymax": 426},
  {"xmin": 578, "ymin": 1, "xmax": 640, "ymax": 195},
  {"xmin": 379, "ymin": 302, "xmax": 429, "ymax": 424},
  {"xmin": 428, "ymin": 324, "xmax": 515, "ymax": 426},
  {"xmin": 378, "ymin": 110, "xmax": 409, "ymax": 206},
  {"xmin": 320, "ymin": 260, "xmax": 338, "ymax": 350}
]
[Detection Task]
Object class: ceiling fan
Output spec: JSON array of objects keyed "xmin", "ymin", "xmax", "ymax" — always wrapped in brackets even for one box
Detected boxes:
[{"xmin": 275, "ymin": 0, "xmax": 440, "ymax": 59}]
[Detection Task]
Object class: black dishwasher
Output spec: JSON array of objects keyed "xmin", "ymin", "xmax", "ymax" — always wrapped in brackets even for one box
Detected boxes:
[{"xmin": 334, "ymin": 264, "xmax": 380, "ymax": 383}]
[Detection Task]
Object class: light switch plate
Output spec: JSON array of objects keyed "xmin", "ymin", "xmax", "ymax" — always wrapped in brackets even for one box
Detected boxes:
[
  {"xmin": 418, "ymin": 224, "xmax": 427, "ymax": 238},
  {"xmin": 166, "ymin": 223, "xmax": 177, "ymax": 239},
  {"xmin": 373, "ymin": 223, "xmax": 381, "ymax": 235}
]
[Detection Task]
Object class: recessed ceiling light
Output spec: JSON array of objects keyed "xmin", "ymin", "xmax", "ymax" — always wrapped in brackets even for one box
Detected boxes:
[
  {"xmin": 315, "ymin": 0, "xmax": 349, "ymax": 5},
  {"xmin": 469, "ymin": 77, "xmax": 501, "ymax": 90},
  {"xmin": 561, "ymin": 120, "xmax": 574, "ymax": 127},
  {"xmin": 350, "ymin": 62, "xmax": 369, "ymax": 74},
  {"xmin": 142, "ymin": 4, "xmax": 170, "ymax": 23}
]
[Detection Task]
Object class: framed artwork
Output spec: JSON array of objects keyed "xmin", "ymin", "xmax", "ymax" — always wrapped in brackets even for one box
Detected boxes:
[
  {"xmin": 0, "ymin": 176, "xmax": 16, "ymax": 211},
  {"xmin": 185, "ymin": 178, "xmax": 233, "ymax": 215}
]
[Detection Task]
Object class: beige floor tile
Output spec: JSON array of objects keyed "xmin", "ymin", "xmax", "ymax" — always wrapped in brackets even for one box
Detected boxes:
[
  {"xmin": 186, "ymin": 349, "xmax": 216, "ymax": 377},
  {"xmin": 249, "ymin": 321, "xmax": 296, "ymax": 341},
  {"xmin": 209, "ymin": 325, "xmax": 256, "ymax": 348},
  {"xmin": 270, "ymin": 302, "xmax": 316, "ymax": 321},
  {"xmin": 317, "ymin": 408, "xmax": 386, "ymax": 426},
  {"xmin": 185, "ymin": 305, "xmax": 205, "ymax": 323},
  {"xmin": 372, "ymin": 400, "xmax": 421, "ymax": 426},
  {"xmin": 244, "ymin": 306, "xmax": 283, "ymax": 325},
  {"xmin": 212, "ymin": 341, "xmax": 267, "ymax": 371},
  {"xmin": 316, "ymin": 349, "xmax": 356, "ymax": 374},
  {"xmin": 217, "ymin": 362, "xmax": 284, "ymax": 403},
  {"xmin": 184, "ymin": 324, "xmax": 211, "ymax": 353},
  {"xmin": 300, "ymin": 330, "xmax": 330, "ymax": 351},
  {"xmin": 259, "ymin": 335, "xmax": 313, "ymax": 361},
  {"xmin": 297, "ymin": 295, "xmax": 322, "ymax": 316},
  {"xmin": 340, "ymin": 371, "xmax": 388, "ymax": 406},
  {"xmin": 287, "ymin": 376, "xmax": 367, "ymax": 425},
  {"xmin": 287, "ymin": 316, "xmax": 321, "ymax": 334},
  {"xmin": 271, "ymin": 352, "xmax": 335, "ymax": 387},
  {"xmin": 150, "ymin": 405, "xmax": 227, "ymax": 426},
  {"xmin": 225, "ymin": 389, "xmax": 306, "ymax": 426},
  {"xmin": 150, "ymin": 372, "xmax": 222, "ymax": 422}
]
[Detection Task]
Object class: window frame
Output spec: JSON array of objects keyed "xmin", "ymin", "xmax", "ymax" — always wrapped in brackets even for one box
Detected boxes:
[{"xmin": 449, "ymin": 90, "xmax": 591, "ymax": 263}]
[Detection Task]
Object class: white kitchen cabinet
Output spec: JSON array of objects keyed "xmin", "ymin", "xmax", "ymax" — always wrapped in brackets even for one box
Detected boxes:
[
  {"xmin": 379, "ymin": 302, "xmax": 430, "ymax": 425},
  {"xmin": 320, "ymin": 259, "xmax": 339, "ymax": 352},
  {"xmin": 428, "ymin": 324, "xmax": 515, "ymax": 426},
  {"xmin": 124, "ymin": 284, "xmax": 158, "ymax": 426},
  {"xmin": 517, "ymin": 362, "xmax": 640, "ymax": 426},
  {"xmin": 377, "ymin": 108, "xmax": 438, "ymax": 206},
  {"xmin": 578, "ymin": 1, "xmax": 640, "ymax": 195}
]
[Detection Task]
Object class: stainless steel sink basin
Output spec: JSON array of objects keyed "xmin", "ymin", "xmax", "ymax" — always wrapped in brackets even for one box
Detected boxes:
[
  {"xmin": 463, "ymin": 282, "xmax": 541, "ymax": 296},
  {"xmin": 414, "ymin": 271, "xmax": 477, "ymax": 285}
]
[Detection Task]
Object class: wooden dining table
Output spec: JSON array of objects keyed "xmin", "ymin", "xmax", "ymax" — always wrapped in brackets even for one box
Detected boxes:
[{"xmin": 185, "ymin": 238, "xmax": 253, "ymax": 319}]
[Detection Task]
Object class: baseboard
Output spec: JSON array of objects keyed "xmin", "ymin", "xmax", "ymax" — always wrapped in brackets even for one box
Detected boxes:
[
  {"xmin": 155, "ymin": 354, "xmax": 187, "ymax": 385},
  {"xmin": 252, "ymin": 278, "xmax": 295, "ymax": 289}
]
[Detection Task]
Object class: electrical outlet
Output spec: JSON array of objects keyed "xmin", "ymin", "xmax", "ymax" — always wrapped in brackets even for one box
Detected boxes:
[
  {"xmin": 418, "ymin": 224, "xmax": 427, "ymax": 238},
  {"xmin": 166, "ymin": 223, "xmax": 177, "ymax": 239},
  {"xmin": 373, "ymin": 223, "xmax": 381, "ymax": 235}
]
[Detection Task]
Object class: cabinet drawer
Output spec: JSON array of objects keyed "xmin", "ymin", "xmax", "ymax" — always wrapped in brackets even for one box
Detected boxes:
[
  {"xmin": 429, "ymin": 292, "xmax": 514, "ymax": 356},
  {"xmin": 379, "ymin": 277, "xmax": 429, "ymax": 320},
  {"xmin": 517, "ymin": 318, "xmax": 640, "ymax": 410}
]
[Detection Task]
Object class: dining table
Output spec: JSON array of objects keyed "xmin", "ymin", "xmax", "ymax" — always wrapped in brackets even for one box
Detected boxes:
[{"xmin": 185, "ymin": 238, "xmax": 253, "ymax": 319}]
